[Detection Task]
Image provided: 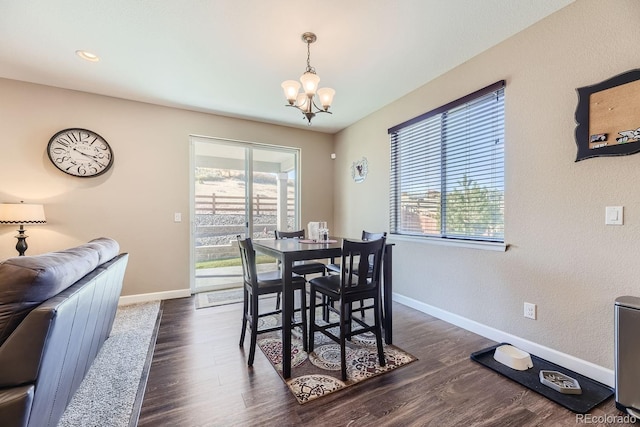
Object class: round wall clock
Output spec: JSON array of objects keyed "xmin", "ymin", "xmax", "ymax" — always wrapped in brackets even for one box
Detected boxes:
[{"xmin": 47, "ymin": 128, "xmax": 114, "ymax": 177}]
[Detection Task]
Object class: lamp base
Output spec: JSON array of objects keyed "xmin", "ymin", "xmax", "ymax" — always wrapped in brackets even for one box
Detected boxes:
[{"xmin": 15, "ymin": 225, "xmax": 28, "ymax": 256}]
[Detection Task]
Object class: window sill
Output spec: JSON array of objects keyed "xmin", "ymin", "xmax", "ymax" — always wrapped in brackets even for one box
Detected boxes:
[{"xmin": 388, "ymin": 234, "xmax": 508, "ymax": 252}]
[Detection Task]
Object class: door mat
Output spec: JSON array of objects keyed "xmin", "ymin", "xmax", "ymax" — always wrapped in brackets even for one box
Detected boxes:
[
  {"xmin": 195, "ymin": 288, "xmax": 244, "ymax": 309},
  {"xmin": 195, "ymin": 288, "xmax": 277, "ymax": 309},
  {"xmin": 470, "ymin": 343, "xmax": 614, "ymax": 414}
]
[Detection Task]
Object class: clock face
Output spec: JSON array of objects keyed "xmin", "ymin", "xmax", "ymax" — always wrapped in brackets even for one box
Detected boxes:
[{"xmin": 47, "ymin": 128, "xmax": 114, "ymax": 177}]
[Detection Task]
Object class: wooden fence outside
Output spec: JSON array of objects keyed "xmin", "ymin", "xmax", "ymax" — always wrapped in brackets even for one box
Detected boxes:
[{"xmin": 195, "ymin": 193, "xmax": 294, "ymax": 215}]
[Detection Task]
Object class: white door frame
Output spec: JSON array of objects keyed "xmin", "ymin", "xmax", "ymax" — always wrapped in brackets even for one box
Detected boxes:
[{"xmin": 189, "ymin": 135, "xmax": 300, "ymax": 294}]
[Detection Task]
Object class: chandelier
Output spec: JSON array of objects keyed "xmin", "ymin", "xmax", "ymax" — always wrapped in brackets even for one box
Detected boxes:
[{"xmin": 281, "ymin": 32, "xmax": 335, "ymax": 125}]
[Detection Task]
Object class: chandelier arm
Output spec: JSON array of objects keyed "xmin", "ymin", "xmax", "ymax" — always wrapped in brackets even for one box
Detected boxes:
[
  {"xmin": 284, "ymin": 98, "xmax": 333, "ymax": 114},
  {"xmin": 310, "ymin": 97, "xmax": 332, "ymax": 114}
]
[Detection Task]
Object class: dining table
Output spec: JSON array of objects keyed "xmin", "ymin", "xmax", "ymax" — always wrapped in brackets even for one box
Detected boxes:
[{"xmin": 252, "ymin": 236, "xmax": 394, "ymax": 379}]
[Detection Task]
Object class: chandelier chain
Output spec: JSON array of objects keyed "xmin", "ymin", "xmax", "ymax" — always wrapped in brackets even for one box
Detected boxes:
[{"xmin": 306, "ymin": 40, "xmax": 316, "ymax": 74}]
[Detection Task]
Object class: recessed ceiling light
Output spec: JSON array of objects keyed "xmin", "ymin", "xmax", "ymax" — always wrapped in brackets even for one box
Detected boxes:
[{"xmin": 75, "ymin": 50, "xmax": 100, "ymax": 62}]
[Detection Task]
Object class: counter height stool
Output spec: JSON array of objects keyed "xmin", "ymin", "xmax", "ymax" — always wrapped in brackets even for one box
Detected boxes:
[
  {"xmin": 237, "ymin": 236, "xmax": 308, "ymax": 366},
  {"xmin": 308, "ymin": 237, "xmax": 386, "ymax": 381}
]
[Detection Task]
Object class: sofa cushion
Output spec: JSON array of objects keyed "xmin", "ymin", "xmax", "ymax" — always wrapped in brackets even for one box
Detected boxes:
[
  {"xmin": 0, "ymin": 241, "xmax": 113, "ymax": 347},
  {"xmin": 81, "ymin": 237, "xmax": 120, "ymax": 265}
]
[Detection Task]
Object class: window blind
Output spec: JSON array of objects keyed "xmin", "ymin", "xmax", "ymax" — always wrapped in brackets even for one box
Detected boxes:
[{"xmin": 389, "ymin": 81, "xmax": 505, "ymax": 242}]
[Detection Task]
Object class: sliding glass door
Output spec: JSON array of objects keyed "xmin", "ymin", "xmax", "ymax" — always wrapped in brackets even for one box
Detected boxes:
[{"xmin": 190, "ymin": 136, "xmax": 299, "ymax": 294}]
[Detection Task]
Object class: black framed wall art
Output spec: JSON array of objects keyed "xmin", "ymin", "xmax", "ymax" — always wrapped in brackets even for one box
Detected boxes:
[{"xmin": 575, "ymin": 69, "xmax": 640, "ymax": 161}]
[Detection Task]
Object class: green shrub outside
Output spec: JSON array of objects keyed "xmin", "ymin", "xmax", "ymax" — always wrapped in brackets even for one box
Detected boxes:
[{"xmin": 196, "ymin": 255, "xmax": 275, "ymax": 269}]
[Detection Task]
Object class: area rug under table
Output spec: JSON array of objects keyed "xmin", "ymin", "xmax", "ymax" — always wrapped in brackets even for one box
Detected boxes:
[
  {"xmin": 471, "ymin": 343, "xmax": 614, "ymax": 414},
  {"xmin": 257, "ymin": 316, "xmax": 417, "ymax": 404}
]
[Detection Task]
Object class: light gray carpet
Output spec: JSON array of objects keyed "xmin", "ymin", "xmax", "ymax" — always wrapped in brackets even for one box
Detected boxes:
[{"xmin": 58, "ymin": 301, "xmax": 161, "ymax": 427}]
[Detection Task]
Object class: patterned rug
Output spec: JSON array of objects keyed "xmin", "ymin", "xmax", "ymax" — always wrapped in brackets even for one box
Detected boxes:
[{"xmin": 257, "ymin": 314, "xmax": 417, "ymax": 404}]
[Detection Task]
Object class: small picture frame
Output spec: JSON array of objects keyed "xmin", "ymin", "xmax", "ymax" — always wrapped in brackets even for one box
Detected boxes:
[
  {"xmin": 575, "ymin": 69, "xmax": 640, "ymax": 161},
  {"xmin": 351, "ymin": 157, "xmax": 368, "ymax": 183}
]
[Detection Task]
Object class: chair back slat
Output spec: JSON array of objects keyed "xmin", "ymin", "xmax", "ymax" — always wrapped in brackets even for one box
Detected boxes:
[
  {"xmin": 362, "ymin": 230, "xmax": 387, "ymax": 241},
  {"xmin": 340, "ymin": 237, "xmax": 385, "ymax": 295},
  {"xmin": 362, "ymin": 231, "xmax": 387, "ymax": 269},
  {"xmin": 237, "ymin": 235, "xmax": 258, "ymax": 289},
  {"xmin": 275, "ymin": 229, "xmax": 305, "ymax": 239}
]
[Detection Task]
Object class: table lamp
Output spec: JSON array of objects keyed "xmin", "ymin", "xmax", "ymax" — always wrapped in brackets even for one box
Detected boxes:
[{"xmin": 0, "ymin": 201, "xmax": 46, "ymax": 256}]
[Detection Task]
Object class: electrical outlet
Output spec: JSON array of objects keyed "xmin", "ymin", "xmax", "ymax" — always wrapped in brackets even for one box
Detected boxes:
[{"xmin": 524, "ymin": 302, "xmax": 537, "ymax": 320}]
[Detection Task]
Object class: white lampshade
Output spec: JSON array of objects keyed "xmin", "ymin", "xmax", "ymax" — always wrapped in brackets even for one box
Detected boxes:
[
  {"xmin": 300, "ymin": 72, "xmax": 320, "ymax": 96},
  {"xmin": 281, "ymin": 80, "xmax": 301, "ymax": 104},
  {"xmin": 0, "ymin": 203, "xmax": 46, "ymax": 224},
  {"xmin": 317, "ymin": 87, "xmax": 335, "ymax": 110}
]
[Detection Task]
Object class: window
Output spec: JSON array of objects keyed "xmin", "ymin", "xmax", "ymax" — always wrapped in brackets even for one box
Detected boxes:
[{"xmin": 389, "ymin": 81, "xmax": 505, "ymax": 243}]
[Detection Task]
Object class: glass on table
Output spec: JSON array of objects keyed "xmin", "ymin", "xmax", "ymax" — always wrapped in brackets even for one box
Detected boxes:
[{"xmin": 318, "ymin": 221, "xmax": 329, "ymax": 241}]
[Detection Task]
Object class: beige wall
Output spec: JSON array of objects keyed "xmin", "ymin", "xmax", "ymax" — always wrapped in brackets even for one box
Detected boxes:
[
  {"xmin": 0, "ymin": 79, "xmax": 334, "ymax": 296},
  {"xmin": 2, "ymin": 0, "xmax": 638, "ymax": 380},
  {"xmin": 334, "ymin": 0, "xmax": 640, "ymax": 372}
]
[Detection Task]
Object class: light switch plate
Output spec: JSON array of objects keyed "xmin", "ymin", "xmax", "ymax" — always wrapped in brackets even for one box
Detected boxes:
[
  {"xmin": 605, "ymin": 206, "xmax": 623, "ymax": 225},
  {"xmin": 174, "ymin": 212, "xmax": 182, "ymax": 222}
]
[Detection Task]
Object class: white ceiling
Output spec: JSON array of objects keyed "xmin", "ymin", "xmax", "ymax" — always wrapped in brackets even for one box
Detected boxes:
[{"xmin": 0, "ymin": 0, "xmax": 574, "ymax": 134}]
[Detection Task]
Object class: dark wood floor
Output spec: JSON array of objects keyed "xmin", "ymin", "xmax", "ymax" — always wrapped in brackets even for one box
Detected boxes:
[{"xmin": 138, "ymin": 297, "xmax": 629, "ymax": 427}]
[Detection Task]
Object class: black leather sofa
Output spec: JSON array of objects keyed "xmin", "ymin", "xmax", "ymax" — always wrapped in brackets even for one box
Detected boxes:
[{"xmin": 0, "ymin": 238, "xmax": 128, "ymax": 427}]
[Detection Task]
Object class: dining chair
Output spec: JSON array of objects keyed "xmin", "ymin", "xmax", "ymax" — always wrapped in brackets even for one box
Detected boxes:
[
  {"xmin": 326, "ymin": 230, "xmax": 387, "ymax": 317},
  {"xmin": 308, "ymin": 237, "xmax": 386, "ymax": 381},
  {"xmin": 274, "ymin": 229, "xmax": 327, "ymax": 310},
  {"xmin": 237, "ymin": 235, "xmax": 308, "ymax": 366}
]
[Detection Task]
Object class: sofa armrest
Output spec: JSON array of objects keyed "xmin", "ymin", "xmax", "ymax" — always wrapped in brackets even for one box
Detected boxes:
[
  {"xmin": 0, "ymin": 385, "xmax": 34, "ymax": 427},
  {"xmin": 0, "ymin": 306, "xmax": 54, "ymax": 387}
]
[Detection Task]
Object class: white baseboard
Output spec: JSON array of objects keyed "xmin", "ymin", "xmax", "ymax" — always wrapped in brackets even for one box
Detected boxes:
[
  {"xmin": 118, "ymin": 289, "xmax": 191, "ymax": 306},
  {"xmin": 393, "ymin": 293, "xmax": 614, "ymax": 387}
]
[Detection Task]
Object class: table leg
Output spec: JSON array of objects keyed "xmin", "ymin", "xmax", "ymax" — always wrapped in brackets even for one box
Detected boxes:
[
  {"xmin": 281, "ymin": 256, "xmax": 293, "ymax": 379},
  {"xmin": 383, "ymin": 244, "xmax": 393, "ymax": 344}
]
